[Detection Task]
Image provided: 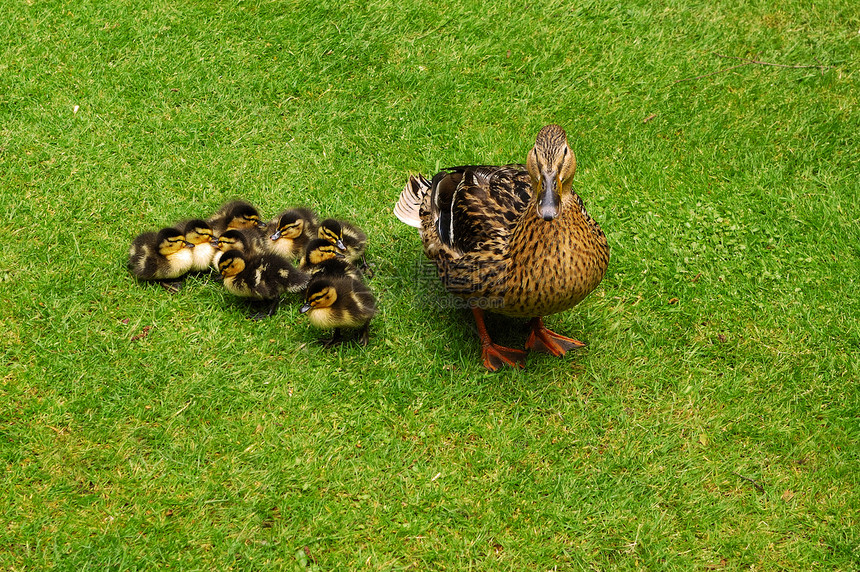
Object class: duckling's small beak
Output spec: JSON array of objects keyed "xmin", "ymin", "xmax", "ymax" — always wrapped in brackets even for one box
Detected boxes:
[
  {"xmin": 270, "ymin": 230, "xmax": 282, "ymax": 241},
  {"xmin": 210, "ymin": 238, "xmax": 220, "ymax": 247},
  {"xmin": 299, "ymin": 303, "xmax": 311, "ymax": 314},
  {"xmin": 536, "ymin": 171, "xmax": 561, "ymax": 221},
  {"xmin": 334, "ymin": 238, "xmax": 347, "ymax": 251},
  {"xmin": 255, "ymin": 220, "xmax": 266, "ymax": 230},
  {"xmin": 184, "ymin": 240, "xmax": 195, "ymax": 249}
]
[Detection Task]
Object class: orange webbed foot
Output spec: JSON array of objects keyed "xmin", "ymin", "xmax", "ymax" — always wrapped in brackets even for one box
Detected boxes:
[
  {"xmin": 481, "ymin": 342, "xmax": 528, "ymax": 371},
  {"xmin": 471, "ymin": 307, "xmax": 528, "ymax": 371},
  {"xmin": 526, "ymin": 317, "xmax": 586, "ymax": 357}
]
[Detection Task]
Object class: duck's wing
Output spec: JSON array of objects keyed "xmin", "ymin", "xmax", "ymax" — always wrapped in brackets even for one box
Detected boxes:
[{"xmin": 428, "ymin": 164, "xmax": 531, "ymax": 255}]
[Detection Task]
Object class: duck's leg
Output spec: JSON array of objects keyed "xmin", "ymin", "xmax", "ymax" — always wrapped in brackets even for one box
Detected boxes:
[
  {"xmin": 525, "ymin": 317, "xmax": 586, "ymax": 356},
  {"xmin": 357, "ymin": 322, "xmax": 371, "ymax": 347},
  {"xmin": 159, "ymin": 279, "xmax": 185, "ymax": 293},
  {"xmin": 321, "ymin": 328, "xmax": 344, "ymax": 348},
  {"xmin": 357, "ymin": 255, "xmax": 374, "ymax": 278},
  {"xmin": 471, "ymin": 307, "xmax": 527, "ymax": 371},
  {"xmin": 249, "ymin": 298, "xmax": 280, "ymax": 321}
]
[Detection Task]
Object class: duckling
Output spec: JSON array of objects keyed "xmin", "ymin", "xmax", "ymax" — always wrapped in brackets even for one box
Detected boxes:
[
  {"xmin": 179, "ymin": 219, "xmax": 217, "ymax": 272},
  {"xmin": 207, "ymin": 200, "xmax": 266, "ymax": 236},
  {"xmin": 300, "ymin": 238, "xmax": 363, "ymax": 281},
  {"xmin": 267, "ymin": 208, "xmax": 320, "ymax": 260},
  {"xmin": 211, "ymin": 228, "xmax": 267, "ymax": 268},
  {"xmin": 217, "ymin": 249, "xmax": 310, "ymax": 320},
  {"xmin": 127, "ymin": 227, "xmax": 194, "ymax": 292},
  {"xmin": 318, "ymin": 218, "xmax": 367, "ymax": 264},
  {"xmin": 300, "ymin": 275, "xmax": 377, "ymax": 347}
]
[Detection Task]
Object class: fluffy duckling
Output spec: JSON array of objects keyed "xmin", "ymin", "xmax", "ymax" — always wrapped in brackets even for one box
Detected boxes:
[
  {"xmin": 211, "ymin": 228, "xmax": 267, "ymax": 268},
  {"xmin": 267, "ymin": 208, "xmax": 320, "ymax": 260},
  {"xmin": 217, "ymin": 249, "xmax": 310, "ymax": 319},
  {"xmin": 207, "ymin": 200, "xmax": 265, "ymax": 236},
  {"xmin": 300, "ymin": 275, "xmax": 377, "ymax": 347},
  {"xmin": 318, "ymin": 218, "xmax": 367, "ymax": 264},
  {"xmin": 300, "ymin": 238, "xmax": 363, "ymax": 281},
  {"xmin": 127, "ymin": 227, "xmax": 194, "ymax": 291},
  {"xmin": 179, "ymin": 219, "xmax": 217, "ymax": 272}
]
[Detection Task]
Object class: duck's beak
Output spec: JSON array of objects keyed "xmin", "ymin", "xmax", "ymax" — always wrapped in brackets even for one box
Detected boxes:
[
  {"xmin": 334, "ymin": 238, "xmax": 347, "ymax": 251},
  {"xmin": 299, "ymin": 303, "xmax": 311, "ymax": 314},
  {"xmin": 210, "ymin": 238, "xmax": 220, "ymax": 247},
  {"xmin": 536, "ymin": 171, "xmax": 561, "ymax": 221},
  {"xmin": 270, "ymin": 230, "xmax": 282, "ymax": 240},
  {"xmin": 184, "ymin": 240, "xmax": 195, "ymax": 249}
]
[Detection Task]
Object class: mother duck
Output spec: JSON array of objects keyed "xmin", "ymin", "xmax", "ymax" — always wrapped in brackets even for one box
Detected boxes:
[{"xmin": 394, "ymin": 124, "xmax": 609, "ymax": 371}]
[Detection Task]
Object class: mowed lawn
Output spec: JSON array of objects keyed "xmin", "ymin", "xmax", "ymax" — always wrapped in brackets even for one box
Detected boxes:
[{"xmin": 1, "ymin": 0, "xmax": 858, "ymax": 569}]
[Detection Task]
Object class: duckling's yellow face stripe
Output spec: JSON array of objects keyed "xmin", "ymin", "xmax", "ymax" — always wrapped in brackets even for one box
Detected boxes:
[
  {"xmin": 216, "ymin": 237, "xmax": 239, "ymax": 251},
  {"xmin": 227, "ymin": 215, "xmax": 261, "ymax": 231},
  {"xmin": 159, "ymin": 236, "xmax": 188, "ymax": 255},
  {"xmin": 307, "ymin": 244, "xmax": 340, "ymax": 265},
  {"xmin": 319, "ymin": 226, "xmax": 341, "ymax": 243},
  {"xmin": 218, "ymin": 257, "xmax": 244, "ymax": 277},
  {"xmin": 278, "ymin": 221, "xmax": 304, "ymax": 239},
  {"xmin": 186, "ymin": 228, "xmax": 214, "ymax": 245},
  {"xmin": 306, "ymin": 286, "xmax": 337, "ymax": 309}
]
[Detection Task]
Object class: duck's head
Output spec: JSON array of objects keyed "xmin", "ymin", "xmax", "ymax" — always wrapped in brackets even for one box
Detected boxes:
[
  {"xmin": 226, "ymin": 203, "xmax": 264, "ymax": 231},
  {"xmin": 157, "ymin": 228, "xmax": 193, "ymax": 256},
  {"xmin": 318, "ymin": 219, "xmax": 347, "ymax": 251},
  {"xmin": 526, "ymin": 124, "xmax": 577, "ymax": 222},
  {"xmin": 300, "ymin": 278, "xmax": 338, "ymax": 313},
  {"xmin": 304, "ymin": 238, "xmax": 345, "ymax": 266},
  {"xmin": 271, "ymin": 211, "xmax": 307, "ymax": 241},
  {"xmin": 182, "ymin": 220, "xmax": 214, "ymax": 246},
  {"xmin": 215, "ymin": 229, "xmax": 250, "ymax": 252},
  {"xmin": 217, "ymin": 249, "xmax": 246, "ymax": 279}
]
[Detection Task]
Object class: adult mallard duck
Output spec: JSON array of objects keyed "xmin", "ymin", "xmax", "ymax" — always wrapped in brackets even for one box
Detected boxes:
[{"xmin": 394, "ymin": 124, "xmax": 609, "ymax": 371}]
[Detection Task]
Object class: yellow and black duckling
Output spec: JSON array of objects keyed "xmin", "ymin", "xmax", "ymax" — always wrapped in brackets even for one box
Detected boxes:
[
  {"xmin": 267, "ymin": 208, "xmax": 320, "ymax": 260},
  {"xmin": 318, "ymin": 218, "xmax": 367, "ymax": 264},
  {"xmin": 206, "ymin": 200, "xmax": 266, "ymax": 236},
  {"xmin": 217, "ymin": 249, "xmax": 310, "ymax": 320},
  {"xmin": 300, "ymin": 238, "xmax": 363, "ymax": 281},
  {"xmin": 179, "ymin": 219, "xmax": 217, "ymax": 272},
  {"xmin": 394, "ymin": 124, "xmax": 610, "ymax": 371},
  {"xmin": 300, "ymin": 275, "xmax": 377, "ymax": 347},
  {"xmin": 211, "ymin": 228, "xmax": 267, "ymax": 268},
  {"xmin": 127, "ymin": 227, "xmax": 195, "ymax": 292}
]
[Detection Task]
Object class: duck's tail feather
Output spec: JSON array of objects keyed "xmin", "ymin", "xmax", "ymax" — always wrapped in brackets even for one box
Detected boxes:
[{"xmin": 394, "ymin": 174, "xmax": 430, "ymax": 229}]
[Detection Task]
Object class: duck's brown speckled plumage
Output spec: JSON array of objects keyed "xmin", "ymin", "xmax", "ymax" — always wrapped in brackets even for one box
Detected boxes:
[{"xmin": 395, "ymin": 124, "xmax": 609, "ymax": 370}]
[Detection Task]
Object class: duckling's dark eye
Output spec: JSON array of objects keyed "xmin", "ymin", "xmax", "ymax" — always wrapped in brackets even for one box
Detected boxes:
[{"xmin": 562, "ymin": 147, "xmax": 568, "ymax": 157}]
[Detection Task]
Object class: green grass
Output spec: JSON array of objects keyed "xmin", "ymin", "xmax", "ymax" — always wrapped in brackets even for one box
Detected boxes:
[{"xmin": 2, "ymin": 0, "xmax": 859, "ymax": 569}]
